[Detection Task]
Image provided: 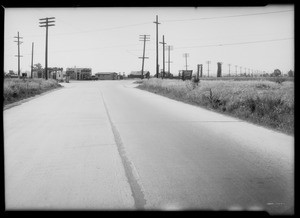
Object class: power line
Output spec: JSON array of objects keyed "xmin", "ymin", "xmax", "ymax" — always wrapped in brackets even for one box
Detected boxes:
[
  {"xmin": 127, "ymin": 37, "xmax": 293, "ymax": 53},
  {"xmin": 16, "ymin": 43, "xmax": 141, "ymax": 56},
  {"xmin": 45, "ymin": 21, "xmax": 152, "ymax": 37},
  {"xmin": 161, "ymin": 10, "xmax": 293, "ymax": 23},
  {"xmin": 5, "ymin": 21, "xmax": 153, "ymax": 40},
  {"xmin": 173, "ymin": 37, "xmax": 294, "ymax": 50}
]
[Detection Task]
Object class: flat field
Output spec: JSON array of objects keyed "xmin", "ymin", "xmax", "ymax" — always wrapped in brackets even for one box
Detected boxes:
[{"xmin": 137, "ymin": 78, "xmax": 294, "ymax": 135}]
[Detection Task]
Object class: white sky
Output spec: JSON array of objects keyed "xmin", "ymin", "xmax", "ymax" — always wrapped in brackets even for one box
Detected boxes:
[{"xmin": 4, "ymin": 5, "xmax": 294, "ymax": 76}]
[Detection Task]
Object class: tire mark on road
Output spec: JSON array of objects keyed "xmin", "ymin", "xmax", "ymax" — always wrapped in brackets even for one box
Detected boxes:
[{"xmin": 100, "ymin": 90, "xmax": 146, "ymax": 210}]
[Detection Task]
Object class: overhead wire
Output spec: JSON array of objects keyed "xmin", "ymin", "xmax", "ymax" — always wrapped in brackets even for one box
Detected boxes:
[{"xmin": 161, "ymin": 10, "xmax": 293, "ymax": 23}]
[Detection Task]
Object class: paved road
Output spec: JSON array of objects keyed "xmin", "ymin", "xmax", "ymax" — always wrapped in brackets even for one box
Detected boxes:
[{"xmin": 4, "ymin": 80, "xmax": 294, "ymax": 213}]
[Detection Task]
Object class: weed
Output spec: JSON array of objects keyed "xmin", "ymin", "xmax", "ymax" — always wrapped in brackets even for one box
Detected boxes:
[
  {"xmin": 137, "ymin": 78, "xmax": 294, "ymax": 135},
  {"xmin": 4, "ymin": 78, "xmax": 61, "ymax": 105}
]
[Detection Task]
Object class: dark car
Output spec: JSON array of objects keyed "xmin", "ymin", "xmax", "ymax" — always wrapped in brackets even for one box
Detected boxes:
[{"xmin": 91, "ymin": 75, "xmax": 98, "ymax": 80}]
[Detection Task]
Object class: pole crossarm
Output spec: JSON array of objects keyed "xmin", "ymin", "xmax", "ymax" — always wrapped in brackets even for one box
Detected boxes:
[{"xmin": 39, "ymin": 17, "xmax": 55, "ymax": 20}]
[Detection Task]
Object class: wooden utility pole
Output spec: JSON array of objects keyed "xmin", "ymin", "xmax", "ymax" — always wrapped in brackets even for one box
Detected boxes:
[
  {"xmin": 139, "ymin": 35, "xmax": 150, "ymax": 79},
  {"xmin": 14, "ymin": 32, "xmax": 23, "ymax": 78},
  {"xmin": 39, "ymin": 17, "xmax": 55, "ymax": 80},
  {"xmin": 183, "ymin": 53, "xmax": 189, "ymax": 71},
  {"xmin": 153, "ymin": 15, "xmax": 161, "ymax": 78},
  {"xmin": 206, "ymin": 61, "xmax": 211, "ymax": 77},
  {"xmin": 159, "ymin": 35, "xmax": 166, "ymax": 79},
  {"xmin": 197, "ymin": 64, "xmax": 203, "ymax": 78},
  {"xmin": 166, "ymin": 45, "xmax": 173, "ymax": 74},
  {"xmin": 31, "ymin": 42, "xmax": 34, "ymax": 78},
  {"xmin": 217, "ymin": 62, "xmax": 222, "ymax": 77}
]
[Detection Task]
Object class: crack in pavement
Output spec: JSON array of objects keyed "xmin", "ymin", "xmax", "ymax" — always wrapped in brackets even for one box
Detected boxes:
[{"xmin": 100, "ymin": 90, "xmax": 147, "ymax": 210}]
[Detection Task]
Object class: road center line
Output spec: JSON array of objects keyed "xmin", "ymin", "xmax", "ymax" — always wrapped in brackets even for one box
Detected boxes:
[{"xmin": 100, "ymin": 90, "xmax": 147, "ymax": 210}]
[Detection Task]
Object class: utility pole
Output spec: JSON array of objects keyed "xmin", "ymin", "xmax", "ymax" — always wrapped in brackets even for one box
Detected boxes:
[
  {"xmin": 235, "ymin": 65, "xmax": 238, "ymax": 77},
  {"xmin": 217, "ymin": 62, "xmax": 223, "ymax": 77},
  {"xmin": 206, "ymin": 61, "xmax": 211, "ymax": 77},
  {"xmin": 14, "ymin": 32, "xmax": 23, "ymax": 78},
  {"xmin": 166, "ymin": 45, "xmax": 173, "ymax": 75},
  {"xmin": 228, "ymin": 64, "xmax": 231, "ymax": 77},
  {"xmin": 39, "ymin": 17, "xmax": 55, "ymax": 80},
  {"xmin": 197, "ymin": 64, "xmax": 203, "ymax": 79},
  {"xmin": 159, "ymin": 35, "xmax": 166, "ymax": 78},
  {"xmin": 240, "ymin": 66, "xmax": 242, "ymax": 76},
  {"xmin": 139, "ymin": 35, "xmax": 150, "ymax": 79},
  {"xmin": 31, "ymin": 42, "xmax": 34, "ymax": 78},
  {"xmin": 153, "ymin": 15, "xmax": 161, "ymax": 78},
  {"xmin": 183, "ymin": 53, "xmax": 189, "ymax": 71}
]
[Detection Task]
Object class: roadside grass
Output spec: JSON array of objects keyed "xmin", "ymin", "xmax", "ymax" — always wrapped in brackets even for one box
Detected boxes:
[
  {"xmin": 198, "ymin": 76, "xmax": 294, "ymax": 83},
  {"xmin": 3, "ymin": 78, "xmax": 62, "ymax": 106},
  {"xmin": 137, "ymin": 78, "xmax": 294, "ymax": 135}
]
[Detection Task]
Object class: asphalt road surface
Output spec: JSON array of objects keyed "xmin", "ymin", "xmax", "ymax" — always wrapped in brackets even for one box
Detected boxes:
[{"xmin": 4, "ymin": 80, "xmax": 294, "ymax": 214}]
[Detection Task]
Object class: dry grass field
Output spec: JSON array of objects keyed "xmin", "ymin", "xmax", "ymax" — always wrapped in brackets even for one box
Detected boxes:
[
  {"xmin": 3, "ymin": 78, "xmax": 62, "ymax": 106},
  {"xmin": 138, "ymin": 78, "xmax": 294, "ymax": 135}
]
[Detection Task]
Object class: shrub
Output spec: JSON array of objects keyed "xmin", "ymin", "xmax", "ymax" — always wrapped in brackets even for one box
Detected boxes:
[{"xmin": 274, "ymin": 77, "xmax": 286, "ymax": 84}]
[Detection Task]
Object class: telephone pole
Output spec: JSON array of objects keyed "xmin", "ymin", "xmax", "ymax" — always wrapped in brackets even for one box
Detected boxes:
[
  {"xmin": 139, "ymin": 35, "xmax": 150, "ymax": 79},
  {"xmin": 197, "ymin": 64, "xmax": 203, "ymax": 79},
  {"xmin": 166, "ymin": 45, "xmax": 173, "ymax": 74},
  {"xmin": 183, "ymin": 53, "xmax": 189, "ymax": 71},
  {"xmin": 39, "ymin": 17, "xmax": 55, "ymax": 80},
  {"xmin": 31, "ymin": 42, "xmax": 34, "ymax": 78},
  {"xmin": 159, "ymin": 35, "xmax": 166, "ymax": 78},
  {"xmin": 228, "ymin": 64, "xmax": 231, "ymax": 77},
  {"xmin": 153, "ymin": 15, "xmax": 161, "ymax": 78},
  {"xmin": 14, "ymin": 32, "xmax": 23, "ymax": 78},
  {"xmin": 206, "ymin": 61, "xmax": 211, "ymax": 77}
]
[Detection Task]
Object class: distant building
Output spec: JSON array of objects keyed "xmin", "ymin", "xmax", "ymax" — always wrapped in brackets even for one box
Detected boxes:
[
  {"xmin": 5, "ymin": 70, "xmax": 18, "ymax": 78},
  {"xmin": 128, "ymin": 71, "xmax": 150, "ymax": 79},
  {"xmin": 179, "ymin": 70, "xmax": 193, "ymax": 80},
  {"xmin": 48, "ymin": 67, "xmax": 64, "ymax": 80},
  {"xmin": 95, "ymin": 72, "xmax": 118, "ymax": 80},
  {"xmin": 66, "ymin": 67, "xmax": 92, "ymax": 80}
]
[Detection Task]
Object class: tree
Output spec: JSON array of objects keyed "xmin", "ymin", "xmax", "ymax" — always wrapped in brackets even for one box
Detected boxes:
[
  {"xmin": 33, "ymin": 63, "xmax": 44, "ymax": 78},
  {"xmin": 272, "ymin": 69, "xmax": 282, "ymax": 77},
  {"xmin": 33, "ymin": 63, "xmax": 43, "ymax": 71},
  {"xmin": 288, "ymin": 70, "xmax": 294, "ymax": 77}
]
